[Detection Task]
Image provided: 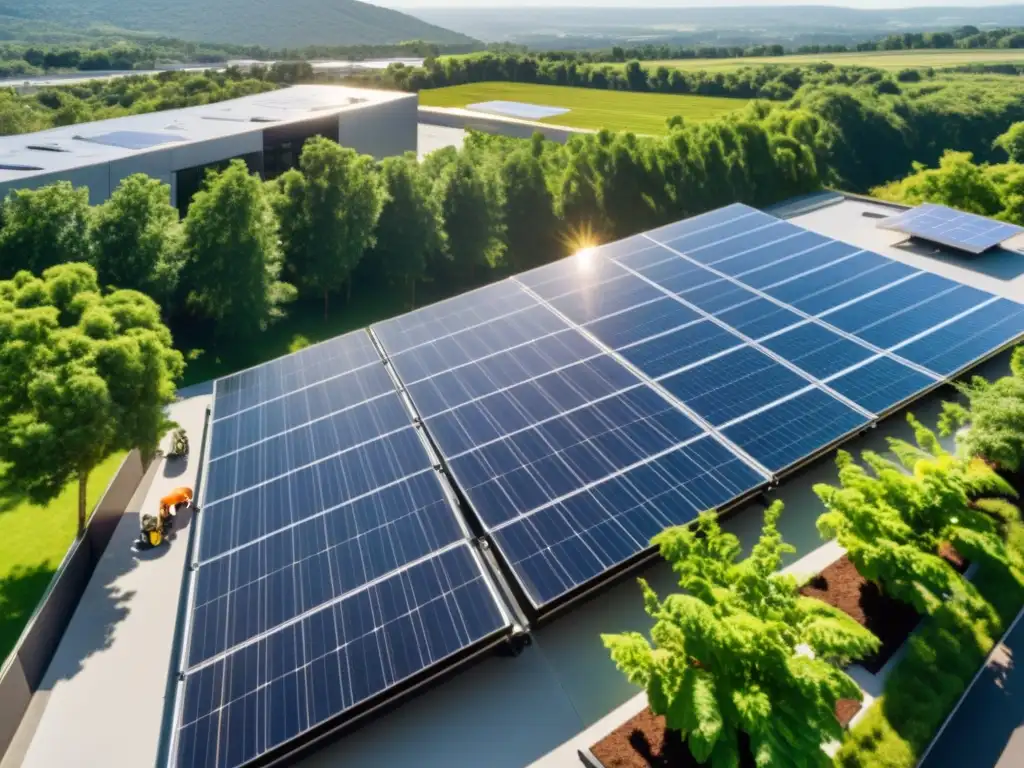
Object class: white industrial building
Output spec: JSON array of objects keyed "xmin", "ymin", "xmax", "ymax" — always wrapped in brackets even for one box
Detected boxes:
[{"xmin": 0, "ymin": 84, "xmax": 418, "ymax": 214}]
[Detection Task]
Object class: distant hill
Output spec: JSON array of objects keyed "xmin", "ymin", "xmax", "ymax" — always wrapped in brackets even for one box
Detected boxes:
[
  {"xmin": 0, "ymin": 0, "xmax": 476, "ymax": 48},
  {"xmin": 412, "ymin": 4, "xmax": 1024, "ymax": 47}
]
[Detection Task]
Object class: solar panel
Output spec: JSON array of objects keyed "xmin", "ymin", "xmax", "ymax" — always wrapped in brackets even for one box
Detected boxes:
[
  {"xmin": 372, "ymin": 284, "xmax": 769, "ymax": 607},
  {"xmin": 878, "ymin": 202, "xmax": 1024, "ymax": 255},
  {"xmin": 373, "ymin": 202, "xmax": 1024, "ymax": 611},
  {"xmin": 75, "ymin": 130, "xmax": 186, "ymax": 150},
  {"xmin": 169, "ymin": 331, "xmax": 513, "ymax": 768}
]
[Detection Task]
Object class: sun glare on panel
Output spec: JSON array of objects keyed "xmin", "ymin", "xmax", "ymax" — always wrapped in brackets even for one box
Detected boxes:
[{"xmin": 575, "ymin": 246, "xmax": 596, "ymax": 272}]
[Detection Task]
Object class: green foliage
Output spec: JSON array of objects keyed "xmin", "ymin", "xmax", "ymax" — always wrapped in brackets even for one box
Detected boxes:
[
  {"xmin": 0, "ymin": 182, "xmax": 91, "ymax": 278},
  {"xmin": 275, "ymin": 138, "xmax": 384, "ymax": 317},
  {"xmin": 994, "ymin": 121, "xmax": 1024, "ymax": 162},
  {"xmin": 89, "ymin": 174, "xmax": 183, "ymax": 313},
  {"xmin": 3, "ymin": 1, "xmax": 476, "ymax": 49},
  {"xmin": 498, "ymin": 141, "xmax": 563, "ymax": 272},
  {"xmin": 604, "ymin": 503, "xmax": 878, "ymax": 767},
  {"xmin": 872, "ymin": 150, "xmax": 1020, "ymax": 223},
  {"xmin": 181, "ymin": 160, "xmax": 295, "ymax": 339},
  {"xmin": 816, "ymin": 414, "xmax": 1018, "ymax": 615},
  {"xmin": 0, "ymin": 263, "xmax": 183, "ymax": 535},
  {"xmin": 435, "ymin": 154, "xmax": 505, "ymax": 287},
  {"xmin": 363, "ymin": 153, "xmax": 446, "ymax": 308}
]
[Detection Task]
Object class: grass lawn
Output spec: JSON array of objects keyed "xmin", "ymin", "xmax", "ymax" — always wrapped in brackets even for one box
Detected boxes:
[
  {"xmin": 418, "ymin": 82, "xmax": 747, "ymax": 134},
  {"xmin": 0, "ymin": 452, "xmax": 127, "ymax": 665},
  {"xmin": 625, "ymin": 49, "xmax": 1024, "ymax": 73}
]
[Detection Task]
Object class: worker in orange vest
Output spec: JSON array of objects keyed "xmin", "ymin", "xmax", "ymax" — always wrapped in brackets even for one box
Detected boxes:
[{"xmin": 160, "ymin": 487, "xmax": 194, "ymax": 521}]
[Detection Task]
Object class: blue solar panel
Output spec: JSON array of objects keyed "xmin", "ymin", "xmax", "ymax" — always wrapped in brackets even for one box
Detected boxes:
[
  {"xmin": 827, "ymin": 357, "xmax": 937, "ymax": 415},
  {"xmin": 878, "ymin": 203, "xmax": 1024, "ymax": 255},
  {"xmin": 489, "ymin": 435, "xmax": 764, "ymax": 605},
  {"xmin": 659, "ymin": 346, "xmax": 810, "ymax": 426},
  {"xmin": 721, "ymin": 389, "xmax": 869, "ymax": 473},
  {"xmin": 712, "ymin": 233, "xmax": 845, "ymax": 278},
  {"xmin": 893, "ymin": 298, "xmax": 1024, "ymax": 375},
  {"xmin": 172, "ymin": 335, "xmax": 512, "ymax": 768},
  {"xmin": 618, "ymin": 320, "xmax": 743, "ymax": 379},
  {"xmin": 584, "ymin": 297, "xmax": 701, "ymax": 349},
  {"xmin": 176, "ymin": 544, "xmax": 508, "ymax": 768},
  {"xmin": 761, "ymin": 323, "xmax": 876, "ymax": 380},
  {"xmin": 547, "ymin": 273, "xmax": 664, "ymax": 325}
]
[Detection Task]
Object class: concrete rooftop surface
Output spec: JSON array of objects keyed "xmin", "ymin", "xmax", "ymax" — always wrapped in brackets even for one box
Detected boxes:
[{"xmin": 4, "ymin": 389, "xmax": 211, "ymax": 768}]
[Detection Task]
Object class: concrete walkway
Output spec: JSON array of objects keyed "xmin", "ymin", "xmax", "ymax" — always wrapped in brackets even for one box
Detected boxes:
[
  {"xmin": 11, "ymin": 392, "xmax": 210, "ymax": 768},
  {"xmin": 919, "ymin": 610, "xmax": 1024, "ymax": 768}
]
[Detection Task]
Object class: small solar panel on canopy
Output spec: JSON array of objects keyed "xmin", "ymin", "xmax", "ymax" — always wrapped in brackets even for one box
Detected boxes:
[
  {"xmin": 172, "ymin": 331, "xmax": 512, "ymax": 768},
  {"xmin": 878, "ymin": 203, "xmax": 1024, "ymax": 255}
]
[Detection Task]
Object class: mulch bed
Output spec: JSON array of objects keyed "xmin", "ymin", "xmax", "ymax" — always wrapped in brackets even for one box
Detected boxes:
[
  {"xmin": 590, "ymin": 709, "xmax": 757, "ymax": 768},
  {"xmin": 836, "ymin": 698, "xmax": 863, "ymax": 729},
  {"xmin": 799, "ymin": 554, "xmax": 920, "ymax": 675}
]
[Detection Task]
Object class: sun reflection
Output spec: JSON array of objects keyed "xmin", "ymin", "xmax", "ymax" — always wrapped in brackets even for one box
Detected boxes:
[{"xmin": 575, "ymin": 246, "xmax": 596, "ymax": 271}]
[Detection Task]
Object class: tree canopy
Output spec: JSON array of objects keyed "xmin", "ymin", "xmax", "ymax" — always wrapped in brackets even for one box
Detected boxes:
[
  {"xmin": 275, "ymin": 137, "xmax": 384, "ymax": 317},
  {"xmin": 0, "ymin": 263, "xmax": 184, "ymax": 535},
  {"xmin": 604, "ymin": 502, "xmax": 878, "ymax": 767},
  {"xmin": 90, "ymin": 174, "xmax": 183, "ymax": 312},
  {"xmin": 0, "ymin": 181, "xmax": 91, "ymax": 278},
  {"xmin": 181, "ymin": 160, "xmax": 296, "ymax": 339}
]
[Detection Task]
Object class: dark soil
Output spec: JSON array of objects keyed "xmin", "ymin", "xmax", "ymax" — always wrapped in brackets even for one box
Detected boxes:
[
  {"xmin": 591, "ymin": 709, "xmax": 756, "ymax": 768},
  {"xmin": 835, "ymin": 699, "xmax": 863, "ymax": 729},
  {"xmin": 799, "ymin": 555, "xmax": 920, "ymax": 675},
  {"xmin": 938, "ymin": 541, "xmax": 968, "ymax": 573}
]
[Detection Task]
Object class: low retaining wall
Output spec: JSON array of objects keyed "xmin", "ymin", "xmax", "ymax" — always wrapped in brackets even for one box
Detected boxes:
[
  {"xmin": 418, "ymin": 106, "xmax": 590, "ymax": 144},
  {"xmin": 0, "ymin": 450, "xmax": 146, "ymax": 759}
]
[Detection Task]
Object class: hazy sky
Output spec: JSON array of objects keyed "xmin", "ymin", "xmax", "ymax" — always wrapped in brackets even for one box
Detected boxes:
[{"xmin": 378, "ymin": 0, "xmax": 1019, "ymax": 8}]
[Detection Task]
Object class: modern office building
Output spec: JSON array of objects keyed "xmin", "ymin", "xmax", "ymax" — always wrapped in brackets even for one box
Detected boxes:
[{"xmin": 0, "ymin": 84, "xmax": 418, "ymax": 214}]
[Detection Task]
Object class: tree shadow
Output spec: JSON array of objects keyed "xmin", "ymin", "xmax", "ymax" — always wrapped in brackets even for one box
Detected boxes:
[
  {"xmin": 0, "ymin": 471, "xmax": 29, "ymax": 515},
  {"xmin": 0, "ymin": 562, "xmax": 57, "ymax": 664}
]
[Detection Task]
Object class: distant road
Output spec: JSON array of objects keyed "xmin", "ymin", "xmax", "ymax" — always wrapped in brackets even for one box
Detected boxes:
[{"xmin": 919, "ymin": 611, "xmax": 1024, "ymax": 768}]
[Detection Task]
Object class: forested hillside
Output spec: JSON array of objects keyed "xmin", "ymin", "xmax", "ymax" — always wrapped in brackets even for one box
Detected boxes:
[{"xmin": 0, "ymin": 0, "xmax": 475, "ymax": 48}]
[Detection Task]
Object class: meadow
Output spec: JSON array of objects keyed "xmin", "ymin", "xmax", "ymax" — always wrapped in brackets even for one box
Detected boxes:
[
  {"xmin": 625, "ymin": 48, "xmax": 1024, "ymax": 73},
  {"xmin": 417, "ymin": 82, "xmax": 748, "ymax": 134}
]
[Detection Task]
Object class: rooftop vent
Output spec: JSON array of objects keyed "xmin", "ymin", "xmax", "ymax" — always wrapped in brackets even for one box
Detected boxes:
[
  {"xmin": 0, "ymin": 164, "xmax": 43, "ymax": 171},
  {"xmin": 26, "ymin": 144, "xmax": 68, "ymax": 153}
]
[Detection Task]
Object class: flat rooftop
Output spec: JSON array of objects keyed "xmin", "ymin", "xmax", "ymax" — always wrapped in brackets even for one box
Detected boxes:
[
  {"xmin": 0, "ymin": 84, "xmax": 411, "ymax": 183},
  {"xmin": 6, "ymin": 191, "xmax": 1022, "ymax": 768}
]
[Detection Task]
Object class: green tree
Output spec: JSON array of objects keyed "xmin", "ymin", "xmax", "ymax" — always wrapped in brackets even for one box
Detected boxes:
[
  {"xmin": 499, "ymin": 141, "xmax": 561, "ymax": 272},
  {"xmin": 994, "ymin": 122, "xmax": 1024, "ymax": 163},
  {"xmin": 90, "ymin": 174, "xmax": 183, "ymax": 312},
  {"xmin": 436, "ymin": 154, "xmax": 503, "ymax": 286},
  {"xmin": 275, "ymin": 137, "xmax": 383, "ymax": 318},
  {"xmin": 0, "ymin": 181, "xmax": 91, "ymax": 278},
  {"xmin": 368, "ymin": 153, "xmax": 444, "ymax": 308},
  {"xmin": 0, "ymin": 263, "xmax": 184, "ymax": 536},
  {"xmin": 181, "ymin": 160, "xmax": 295, "ymax": 339},
  {"xmin": 815, "ymin": 415, "xmax": 1019, "ymax": 619},
  {"xmin": 872, "ymin": 151, "xmax": 1003, "ymax": 216},
  {"xmin": 940, "ymin": 346, "xmax": 1024, "ymax": 471},
  {"xmin": 604, "ymin": 503, "xmax": 878, "ymax": 767}
]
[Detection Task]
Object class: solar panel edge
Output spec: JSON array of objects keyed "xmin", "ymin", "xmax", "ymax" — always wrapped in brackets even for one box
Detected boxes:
[
  {"xmin": 168, "ymin": 339, "xmax": 518, "ymax": 768},
  {"xmin": 171, "ymin": 547, "xmax": 515, "ymax": 768}
]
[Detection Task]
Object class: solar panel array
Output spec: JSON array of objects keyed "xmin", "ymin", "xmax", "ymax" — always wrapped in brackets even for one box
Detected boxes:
[
  {"xmin": 172, "ymin": 201, "xmax": 1024, "ymax": 768},
  {"xmin": 171, "ymin": 331, "xmax": 512, "ymax": 768},
  {"xmin": 878, "ymin": 202, "xmax": 1024, "ymax": 255},
  {"xmin": 373, "ymin": 202, "xmax": 1024, "ymax": 610}
]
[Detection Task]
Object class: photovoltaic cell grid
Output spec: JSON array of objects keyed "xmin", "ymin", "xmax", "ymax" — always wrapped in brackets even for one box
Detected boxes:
[
  {"xmin": 172, "ymin": 331, "xmax": 512, "ymax": 768},
  {"xmin": 877, "ymin": 202, "xmax": 1024, "ymax": 255},
  {"xmin": 375, "ymin": 201, "xmax": 1024, "ymax": 610},
  {"xmin": 373, "ymin": 282, "xmax": 769, "ymax": 607}
]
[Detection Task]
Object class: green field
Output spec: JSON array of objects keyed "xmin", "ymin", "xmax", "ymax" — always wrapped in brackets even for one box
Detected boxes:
[
  {"xmin": 626, "ymin": 49, "xmax": 1024, "ymax": 73},
  {"xmin": 418, "ymin": 82, "xmax": 747, "ymax": 134},
  {"xmin": 0, "ymin": 452, "xmax": 127, "ymax": 664}
]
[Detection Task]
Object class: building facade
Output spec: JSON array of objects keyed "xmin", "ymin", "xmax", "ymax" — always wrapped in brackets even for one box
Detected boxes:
[{"xmin": 0, "ymin": 84, "xmax": 418, "ymax": 214}]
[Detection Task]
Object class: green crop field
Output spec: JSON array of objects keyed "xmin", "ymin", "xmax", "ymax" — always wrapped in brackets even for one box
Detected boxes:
[
  {"xmin": 418, "ymin": 82, "xmax": 747, "ymax": 134},
  {"xmin": 627, "ymin": 49, "xmax": 1024, "ymax": 73}
]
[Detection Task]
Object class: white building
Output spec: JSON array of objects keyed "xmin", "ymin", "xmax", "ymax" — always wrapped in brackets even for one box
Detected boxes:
[{"xmin": 0, "ymin": 84, "xmax": 418, "ymax": 214}]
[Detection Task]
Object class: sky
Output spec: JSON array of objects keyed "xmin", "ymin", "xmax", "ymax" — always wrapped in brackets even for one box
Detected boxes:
[{"xmin": 377, "ymin": 0, "xmax": 1019, "ymax": 8}]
